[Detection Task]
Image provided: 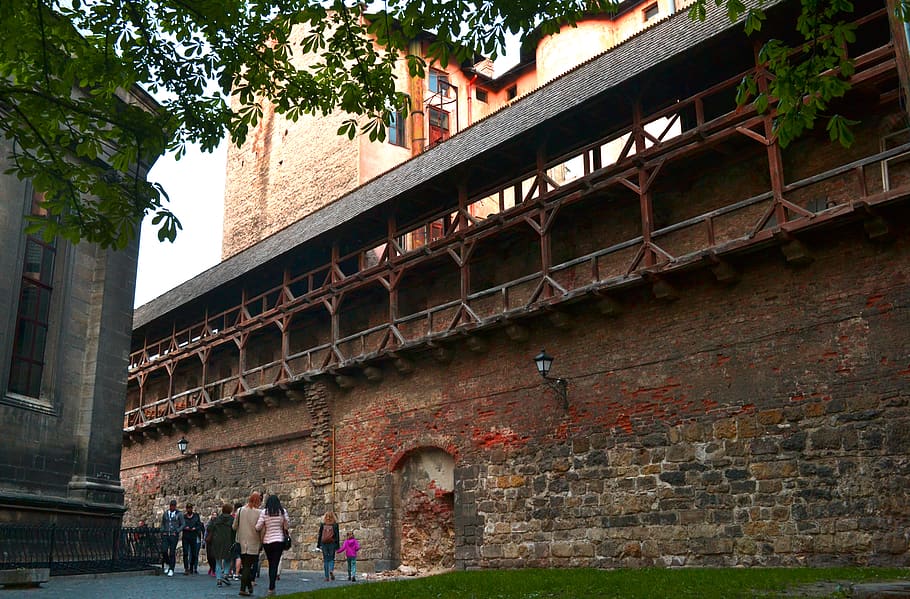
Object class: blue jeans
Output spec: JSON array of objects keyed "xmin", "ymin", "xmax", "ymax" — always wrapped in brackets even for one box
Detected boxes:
[
  {"xmin": 214, "ymin": 558, "xmax": 230, "ymax": 581},
  {"xmin": 321, "ymin": 546, "xmax": 335, "ymax": 579},
  {"xmin": 346, "ymin": 557, "xmax": 357, "ymax": 579}
]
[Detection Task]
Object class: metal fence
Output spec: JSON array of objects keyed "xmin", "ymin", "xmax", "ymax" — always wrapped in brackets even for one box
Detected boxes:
[{"xmin": 0, "ymin": 525, "xmax": 162, "ymax": 576}]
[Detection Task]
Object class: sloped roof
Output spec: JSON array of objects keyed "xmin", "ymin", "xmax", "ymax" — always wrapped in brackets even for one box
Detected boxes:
[{"xmin": 134, "ymin": 0, "xmax": 782, "ymax": 330}]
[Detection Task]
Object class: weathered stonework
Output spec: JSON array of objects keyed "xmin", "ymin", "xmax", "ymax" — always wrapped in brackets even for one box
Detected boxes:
[
  {"xmin": 125, "ymin": 3, "xmax": 910, "ymax": 572},
  {"xmin": 123, "ymin": 228, "xmax": 910, "ymax": 571}
]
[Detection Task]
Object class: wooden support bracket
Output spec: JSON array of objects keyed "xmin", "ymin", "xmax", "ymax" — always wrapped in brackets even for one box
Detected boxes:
[
  {"xmin": 710, "ymin": 259, "xmax": 741, "ymax": 284},
  {"xmin": 863, "ymin": 215, "xmax": 893, "ymax": 242},
  {"xmin": 334, "ymin": 374, "xmax": 357, "ymax": 389},
  {"xmin": 363, "ymin": 366, "xmax": 384, "ymax": 382},
  {"xmin": 465, "ymin": 335, "xmax": 488, "ymax": 354},
  {"xmin": 645, "ymin": 275, "xmax": 679, "ymax": 302},
  {"xmin": 505, "ymin": 323, "xmax": 529, "ymax": 342},
  {"xmin": 596, "ymin": 295, "xmax": 622, "ymax": 317},
  {"xmin": 777, "ymin": 235, "xmax": 813, "ymax": 266},
  {"xmin": 393, "ymin": 357, "xmax": 414, "ymax": 374},
  {"xmin": 204, "ymin": 410, "xmax": 226, "ymax": 424},
  {"xmin": 430, "ymin": 345, "xmax": 454, "ymax": 364},
  {"xmin": 547, "ymin": 310, "xmax": 572, "ymax": 329},
  {"xmin": 286, "ymin": 389, "xmax": 307, "ymax": 402}
]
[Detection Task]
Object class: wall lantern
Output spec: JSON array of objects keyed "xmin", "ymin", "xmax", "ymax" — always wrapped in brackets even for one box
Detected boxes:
[
  {"xmin": 533, "ymin": 349, "xmax": 568, "ymax": 409},
  {"xmin": 177, "ymin": 436, "xmax": 189, "ymax": 455}
]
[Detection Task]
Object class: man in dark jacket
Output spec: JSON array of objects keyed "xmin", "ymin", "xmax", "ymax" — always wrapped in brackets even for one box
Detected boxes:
[
  {"xmin": 182, "ymin": 503, "xmax": 203, "ymax": 574},
  {"xmin": 207, "ymin": 504, "xmax": 236, "ymax": 587},
  {"xmin": 161, "ymin": 499, "xmax": 184, "ymax": 576}
]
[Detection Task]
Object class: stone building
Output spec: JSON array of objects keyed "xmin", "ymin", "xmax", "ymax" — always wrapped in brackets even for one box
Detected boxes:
[
  {"xmin": 123, "ymin": 0, "xmax": 910, "ymax": 572},
  {"xmin": 0, "ymin": 88, "xmax": 161, "ymax": 527}
]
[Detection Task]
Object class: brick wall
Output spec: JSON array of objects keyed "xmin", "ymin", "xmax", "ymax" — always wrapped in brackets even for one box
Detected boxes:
[{"xmin": 121, "ymin": 221, "xmax": 910, "ymax": 570}]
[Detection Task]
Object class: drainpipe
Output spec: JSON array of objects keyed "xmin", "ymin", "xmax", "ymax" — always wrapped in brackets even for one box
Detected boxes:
[
  {"xmin": 409, "ymin": 40, "xmax": 425, "ymax": 156},
  {"xmin": 668, "ymin": 0, "xmax": 676, "ymax": 15},
  {"xmin": 466, "ymin": 74, "xmax": 478, "ymax": 127},
  {"xmin": 331, "ymin": 425, "xmax": 336, "ymax": 506}
]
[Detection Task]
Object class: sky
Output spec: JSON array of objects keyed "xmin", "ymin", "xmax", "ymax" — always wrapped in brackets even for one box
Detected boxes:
[{"xmin": 134, "ymin": 142, "xmax": 227, "ymax": 306}]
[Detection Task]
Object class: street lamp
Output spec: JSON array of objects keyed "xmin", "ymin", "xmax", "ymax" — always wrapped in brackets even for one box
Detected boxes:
[
  {"xmin": 177, "ymin": 436, "xmax": 189, "ymax": 455},
  {"xmin": 533, "ymin": 349, "xmax": 568, "ymax": 409}
]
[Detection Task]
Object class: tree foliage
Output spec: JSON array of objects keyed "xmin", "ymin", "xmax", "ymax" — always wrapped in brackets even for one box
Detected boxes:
[{"xmin": 0, "ymin": 0, "xmax": 907, "ymax": 248}]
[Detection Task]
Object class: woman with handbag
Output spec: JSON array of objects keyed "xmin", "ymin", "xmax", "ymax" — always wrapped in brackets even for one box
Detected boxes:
[{"xmin": 255, "ymin": 494, "xmax": 291, "ymax": 597}]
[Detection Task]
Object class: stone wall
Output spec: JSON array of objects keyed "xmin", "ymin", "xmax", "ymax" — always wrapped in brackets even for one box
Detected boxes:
[
  {"xmin": 1, "ymin": 142, "xmax": 139, "ymax": 527},
  {"xmin": 122, "ymin": 222, "xmax": 910, "ymax": 570},
  {"xmin": 221, "ymin": 24, "xmax": 361, "ymax": 260}
]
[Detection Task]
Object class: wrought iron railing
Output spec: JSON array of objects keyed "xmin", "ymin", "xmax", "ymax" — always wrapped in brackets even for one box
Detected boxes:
[{"xmin": 0, "ymin": 525, "xmax": 162, "ymax": 576}]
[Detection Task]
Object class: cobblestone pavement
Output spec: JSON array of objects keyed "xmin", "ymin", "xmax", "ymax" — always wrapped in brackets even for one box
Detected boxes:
[{"xmin": 1, "ymin": 567, "xmax": 360, "ymax": 599}]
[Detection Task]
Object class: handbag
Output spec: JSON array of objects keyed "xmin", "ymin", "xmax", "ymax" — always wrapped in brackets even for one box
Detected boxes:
[{"xmin": 283, "ymin": 530, "xmax": 292, "ymax": 551}]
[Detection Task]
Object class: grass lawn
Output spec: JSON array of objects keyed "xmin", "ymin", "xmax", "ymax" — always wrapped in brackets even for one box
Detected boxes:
[{"xmin": 283, "ymin": 568, "xmax": 909, "ymax": 598}]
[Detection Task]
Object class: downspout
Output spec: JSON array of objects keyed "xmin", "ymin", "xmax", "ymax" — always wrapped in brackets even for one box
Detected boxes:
[
  {"xmin": 668, "ymin": 0, "xmax": 676, "ymax": 14},
  {"xmin": 466, "ymin": 74, "xmax": 478, "ymax": 127},
  {"xmin": 409, "ymin": 40, "xmax": 426, "ymax": 156},
  {"xmin": 331, "ymin": 425, "xmax": 336, "ymax": 506}
]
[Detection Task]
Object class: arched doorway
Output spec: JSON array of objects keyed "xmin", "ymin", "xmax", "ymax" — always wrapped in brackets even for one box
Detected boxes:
[{"xmin": 391, "ymin": 447, "xmax": 455, "ymax": 571}]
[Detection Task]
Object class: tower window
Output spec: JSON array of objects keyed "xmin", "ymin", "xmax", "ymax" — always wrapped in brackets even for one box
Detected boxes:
[
  {"xmin": 475, "ymin": 89, "xmax": 488, "ymax": 103},
  {"xmin": 507, "ymin": 85, "xmax": 517, "ymax": 100},
  {"xmin": 428, "ymin": 107, "xmax": 450, "ymax": 147},
  {"xmin": 643, "ymin": 3, "xmax": 659, "ymax": 20},
  {"xmin": 429, "ymin": 70, "xmax": 450, "ymax": 95},
  {"xmin": 389, "ymin": 110, "xmax": 406, "ymax": 147}
]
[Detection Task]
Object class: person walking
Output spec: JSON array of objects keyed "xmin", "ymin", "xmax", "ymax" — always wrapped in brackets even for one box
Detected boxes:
[
  {"xmin": 205, "ymin": 510, "xmax": 218, "ymax": 577},
  {"xmin": 160, "ymin": 499, "xmax": 184, "ymax": 576},
  {"xmin": 336, "ymin": 531, "xmax": 361, "ymax": 581},
  {"xmin": 207, "ymin": 503, "xmax": 235, "ymax": 587},
  {"xmin": 230, "ymin": 502, "xmax": 243, "ymax": 580},
  {"xmin": 232, "ymin": 491, "xmax": 262, "ymax": 597},
  {"xmin": 182, "ymin": 502, "xmax": 203, "ymax": 574},
  {"xmin": 316, "ymin": 511, "xmax": 340, "ymax": 582},
  {"xmin": 255, "ymin": 495, "xmax": 290, "ymax": 596}
]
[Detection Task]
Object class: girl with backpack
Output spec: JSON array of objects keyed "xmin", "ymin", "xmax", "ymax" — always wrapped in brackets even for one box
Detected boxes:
[{"xmin": 316, "ymin": 511, "xmax": 340, "ymax": 581}]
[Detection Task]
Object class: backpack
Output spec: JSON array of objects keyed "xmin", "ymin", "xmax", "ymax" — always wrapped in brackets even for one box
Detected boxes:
[{"xmin": 321, "ymin": 524, "xmax": 334, "ymax": 544}]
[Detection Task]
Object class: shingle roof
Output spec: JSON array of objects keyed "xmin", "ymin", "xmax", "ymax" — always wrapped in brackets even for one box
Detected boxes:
[{"xmin": 134, "ymin": 0, "xmax": 783, "ymax": 330}]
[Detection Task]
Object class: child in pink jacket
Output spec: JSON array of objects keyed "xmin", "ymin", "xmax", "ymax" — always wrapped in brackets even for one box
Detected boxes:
[{"xmin": 336, "ymin": 531, "xmax": 361, "ymax": 582}]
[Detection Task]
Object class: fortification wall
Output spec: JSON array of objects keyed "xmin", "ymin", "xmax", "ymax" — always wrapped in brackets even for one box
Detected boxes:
[{"xmin": 121, "ymin": 223, "xmax": 910, "ymax": 570}]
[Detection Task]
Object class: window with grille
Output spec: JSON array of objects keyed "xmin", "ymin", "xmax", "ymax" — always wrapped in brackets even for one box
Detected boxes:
[
  {"xmin": 428, "ymin": 107, "xmax": 450, "ymax": 147},
  {"xmin": 429, "ymin": 69, "xmax": 450, "ymax": 95}
]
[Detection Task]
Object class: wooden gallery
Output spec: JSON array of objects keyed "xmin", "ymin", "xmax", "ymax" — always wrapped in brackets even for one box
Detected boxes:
[{"xmin": 121, "ymin": 1, "xmax": 910, "ymax": 572}]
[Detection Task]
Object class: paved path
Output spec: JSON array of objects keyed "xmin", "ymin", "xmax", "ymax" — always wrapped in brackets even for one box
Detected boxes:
[{"xmin": 1, "ymin": 567, "xmax": 359, "ymax": 598}]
